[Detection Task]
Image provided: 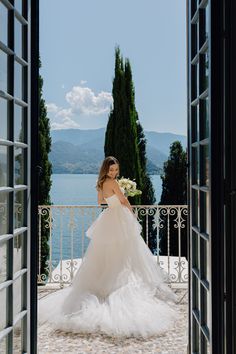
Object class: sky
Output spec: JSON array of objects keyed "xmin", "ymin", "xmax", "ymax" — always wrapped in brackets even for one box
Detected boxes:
[{"xmin": 40, "ymin": 0, "xmax": 187, "ymax": 135}]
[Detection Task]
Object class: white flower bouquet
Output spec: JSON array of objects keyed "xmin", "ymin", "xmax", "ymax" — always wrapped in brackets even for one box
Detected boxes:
[{"xmin": 118, "ymin": 177, "xmax": 142, "ymax": 197}]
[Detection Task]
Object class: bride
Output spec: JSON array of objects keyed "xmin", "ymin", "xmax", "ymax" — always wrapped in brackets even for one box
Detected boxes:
[{"xmin": 38, "ymin": 156, "xmax": 179, "ymax": 338}]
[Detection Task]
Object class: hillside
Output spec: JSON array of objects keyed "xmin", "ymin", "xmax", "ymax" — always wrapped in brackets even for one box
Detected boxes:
[{"xmin": 50, "ymin": 128, "xmax": 187, "ymax": 174}]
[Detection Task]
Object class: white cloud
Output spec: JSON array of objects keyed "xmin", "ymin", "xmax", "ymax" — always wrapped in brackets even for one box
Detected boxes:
[
  {"xmin": 46, "ymin": 103, "xmax": 59, "ymax": 113},
  {"xmin": 47, "ymin": 85, "xmax": 113, "ymax": 130},
  {"xmin": 56, "ymin": 108, "xmax": 73, "ymax": 119},
  {"xmin": 66, "ymin": 86, "xmax": 113, "ymax": 115},
  {"xmin": 51, "ymin": 117, "xmax": 80, "ymax": 130},
  {"xmin": 80, "ymin": 80, "xmax": 87, "ymax": 85}
]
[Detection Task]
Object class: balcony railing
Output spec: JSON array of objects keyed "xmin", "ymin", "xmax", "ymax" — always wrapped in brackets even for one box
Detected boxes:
[{"xmin": 38, "ymin": 204, "xmax": 188, "ymax": 287}]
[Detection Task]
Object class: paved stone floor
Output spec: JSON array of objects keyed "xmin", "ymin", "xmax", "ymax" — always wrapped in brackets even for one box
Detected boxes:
[{"xmin": 37, "ymin": 287, "xmax": 188, "ymax": 354}]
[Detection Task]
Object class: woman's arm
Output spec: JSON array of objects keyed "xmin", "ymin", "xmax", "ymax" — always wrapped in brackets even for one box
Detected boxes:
[
  {"xmin": 111, "ymin": 180, "xmax": 133, "ymax": 213},
  {"xmin": 97, "ymin": 189, "xmax": 106, "ymax": 205}
]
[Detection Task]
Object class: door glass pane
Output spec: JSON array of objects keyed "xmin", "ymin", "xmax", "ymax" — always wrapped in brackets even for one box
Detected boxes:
[
  {"xmin": 0, "ymin": 98, "xmax": 8, "ymax": 140},
  {"xmin": 192, "ymin": 146, "xmax": 199, "ymax": 185},
  {"xmin": 0, "ymin": 145, "xmax": 9, "ymax": 187},
  {"xmin": 13, "ymin": 233, "xmax": 23, "ymax": 274},
  {"xmin": 15, "ymin": 147, "xmax": 25, "ymax": 185},
  {"xmin": 0, "ymin": 336, "xmax": 7, "ymax": 353},
  {"xmin": 0, "ymin": 3, "xmax": 8, "ymax": 46},
  {"xmin": 15, "ymin": 18, "xmax": 23, "ymax": 59},
  {"xmin": 200, "ymin": 237, "xmax": 210, "ymax": 282},
  {"xmin": 200, "ymin": 191, "xmax": 210, "ymax": 235},
  {"xmin": 203, "ymin": 52, "xmax": 209, "ymax": 91},
  {"xmin": 192, "ymin": 62, "xmax": 199, "ymax": 100},
  {"xmin": 192, "ymin": 316, "xmax": 200, "ymax": 352},
  {"xmin": 191, "ymin": 21, "xmax": 197, "ymax": 58},
  {"xmin": 13, "ymin": 322, "xmax": 23, "ymax": 353},
  {"xmin": 204, "ymin": 4, "xmax": 210, "ymax": 42},
  {"xmin": 200, "ymin": 144, "xmax": 209, "ymax": 186},
  {"xmin": 14, "ymin": 315, "xmax": 27, "ymax": 353},
  {"xmin": 201, "ymin": 286, "xmax": 210, "ymax": 330},
  {"xmin": 191, "ymin": 0, "xmax": 198, "ymax": 17},
  {"xmin": 14, "ymin": 104, "xmax": 25, "ymax": 142},
  {"xmin": 14, "ymin": 61, "xmax": 24, "ymax": 100},
  {"xmin": 192, "ymin": 189, "xmax": 199, "ymax": 227},
  {"xmin": 15, "ymin": 0, "xmax": 23, "ymax": 16},
  {"xmin": 0, "ymin": 240, "xmax": 8, "ymax": 283},
  {"xmin": 15, "ymin": 190, "xmax": 25, "ymax": 229},
  {"xmin": 192, "ymin": 230, "xmax": 199, "ymax": 270},
  {"xmin": 0, "ymin": 192, "xmax": 9, "ymax": 235},
  {"xmin": 13, "ymin": 276, "xmax": 22, "ymax": 318},
  {"xmin": 191, "ymin": 105, "xmax": 198, "ymax": 143},
  {"xmin": 199, "ymin": 5, "xmax": 210, "ymax": 47},
  {"xmin": 0, "ymin": 50, "xmax": 8, "ymax": 93},
  {"xmin": 200, "ymin": 98, "xmax": 209, "ymax": 139},
  {"xmin": 200, "ymin": 51, "xmax": 209, "ymax": 94},
  {"xmin": 0, "ymin": 288, "xmax": 7, "ymax": 331},
  {"xmin": 201, "ymin": 332, "xmax": 208, "ymax": 353},
  {"xmin": 193, "ymin": 272, "xmax": 199, "ymax": 312}
]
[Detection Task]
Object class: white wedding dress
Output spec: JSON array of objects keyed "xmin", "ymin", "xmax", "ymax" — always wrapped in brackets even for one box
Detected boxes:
[{"xmin": 38, "ymin": 188, "xmax": 179, "ymax": 338}]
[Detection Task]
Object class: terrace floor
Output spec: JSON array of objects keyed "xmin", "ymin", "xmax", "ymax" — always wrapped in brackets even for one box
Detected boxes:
[{"xmin": 37, "ymin": 285, "xmax": 188, "ymax": 354}]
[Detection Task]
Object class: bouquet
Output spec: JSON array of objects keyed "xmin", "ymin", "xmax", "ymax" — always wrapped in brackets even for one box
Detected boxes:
[{"xmin": 118, "ymin": 177, "xmax": 142, "ymax": 197}]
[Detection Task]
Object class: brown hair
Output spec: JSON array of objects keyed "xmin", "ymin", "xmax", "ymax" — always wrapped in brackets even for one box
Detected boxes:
[{"xmin": 96, "ymin": 156, "xmax": 119, "ymax": 191}]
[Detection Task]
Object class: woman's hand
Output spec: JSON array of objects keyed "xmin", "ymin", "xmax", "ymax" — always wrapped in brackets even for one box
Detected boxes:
[
  {"xmin": 97, "ymin": 189, "xmax": 106, "ymax": 205},
  {"xmin": 110, "ymin": 180, "xmax": 134, "ymax": 214},
  {"xmin": 121, "ymin": 199, "xmax": 133, "ymax": 213}
]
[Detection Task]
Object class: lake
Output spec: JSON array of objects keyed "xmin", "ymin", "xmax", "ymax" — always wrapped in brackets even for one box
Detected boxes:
[{"xmin": 51, "ymin": 174, "xmax": 163, "ymax": 205}]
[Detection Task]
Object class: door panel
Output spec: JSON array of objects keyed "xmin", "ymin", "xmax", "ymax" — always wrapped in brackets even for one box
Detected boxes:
[
  {"xmin": 187, "ymin": 1, "xmax": 225, "ymax": 353},
  {"xmin": 0, "ymin": 1, "xmax": 39, "ymax": 353}
]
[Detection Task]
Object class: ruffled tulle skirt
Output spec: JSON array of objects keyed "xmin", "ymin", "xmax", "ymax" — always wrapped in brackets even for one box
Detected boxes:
[{"xmin": 38, "ymin": 205, "xmax": 179, "ymax": 338}]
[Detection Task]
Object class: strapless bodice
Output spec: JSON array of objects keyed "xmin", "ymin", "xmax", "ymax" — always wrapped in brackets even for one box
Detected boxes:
[
  {"xmin": 104, "ymin": 187, "xmax": 125, "ymax": 208},
  {"xmin": 104, "ymin": 194, "xmax": 121, "ymax": 208}
]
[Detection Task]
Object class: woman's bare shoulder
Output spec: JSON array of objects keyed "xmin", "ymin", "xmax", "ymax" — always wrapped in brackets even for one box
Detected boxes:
[
  {"xmin": 103, "ymin": 178, "xmax": 118, "ymax": 190},
  {"xmin": 110, "ymin": 179, "xmax": 120, "ymax": 190}
]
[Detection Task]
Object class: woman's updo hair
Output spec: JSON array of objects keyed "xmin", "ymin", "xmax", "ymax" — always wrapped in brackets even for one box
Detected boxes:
[{"xmin": 96, "ymin": 156, "xmax": 119, "ymax": 191}]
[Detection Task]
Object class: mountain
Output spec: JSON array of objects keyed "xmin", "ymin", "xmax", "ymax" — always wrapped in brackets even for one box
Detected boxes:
[
  {"xmin": 51, "ymin": 128, "xmax": 106, "ymax": 146},
  {"xmin": 145, "ymin": 130, "xmax": 187, "ymax": 156},
  {"xmin": 50, "ymin": 128, "xmax": 187, "ymax": 174}
]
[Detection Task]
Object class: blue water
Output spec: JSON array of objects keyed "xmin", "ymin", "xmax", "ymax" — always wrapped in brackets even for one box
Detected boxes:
[{"xmin": 51, "ymin": 174, "xmax": 162, "ymax": 205}]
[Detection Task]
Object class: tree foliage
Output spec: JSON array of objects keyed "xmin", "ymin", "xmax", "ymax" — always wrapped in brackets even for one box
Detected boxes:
[
  {"xmin": 136, "ymin": 120, "xmax": 156, "ymax": 205},
  {"xmin": 105, "ymin": 47, "xmax": 157, "ymax": 252},
  {"xmin": 159, "ymin": 141, "xmax": 187, "ymax": 257},
  {"xmin": 39, "ymin": 59, "xmax": 52, "ymax": 276},
  {"xmin": 105, "ymin": 47, "xmax": 142, "ymax": 204}
]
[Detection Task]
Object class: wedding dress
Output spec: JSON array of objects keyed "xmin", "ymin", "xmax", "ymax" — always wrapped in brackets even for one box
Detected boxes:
[{"xmin": 38, "ymin": 188, "xmax": 179, "ymax": 338}]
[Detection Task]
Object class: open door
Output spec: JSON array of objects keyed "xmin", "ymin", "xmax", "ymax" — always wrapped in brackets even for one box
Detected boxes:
[
  {"xmin": 0, "ymin": 0, "xmax": 39, "ymax": 353},
  {"xmin": 187, "ymin": 0, "xmax": 236, "ymax": 353}
]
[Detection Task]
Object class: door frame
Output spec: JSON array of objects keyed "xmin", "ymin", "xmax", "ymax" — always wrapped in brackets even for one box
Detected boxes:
[{"xmin": 29, "ymin": 0, "xmax": 39, "ymax": 353}]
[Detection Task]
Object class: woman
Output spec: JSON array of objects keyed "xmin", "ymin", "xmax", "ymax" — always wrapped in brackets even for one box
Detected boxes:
[{"xmin": 39, "ymin": 156, "xmax": 179, "ymax": 338}]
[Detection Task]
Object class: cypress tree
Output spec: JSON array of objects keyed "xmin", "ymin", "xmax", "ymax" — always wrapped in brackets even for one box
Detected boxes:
[
  {"xmin": 136, "ymin": 119, "xmax": 157, "ymax": 252},
  {"xmin": 105, "ymin": 47, "xmax": 142, "ymax": 204},
  {"xmin": 136, "ymin": 120, "xmax": 156, "ymax": 205},
  {"xmin": 159, "ymin": 141, "xmax": 187, "ymax": 257},
  {"xmin": 39, "ymin": 58, "xmax": 52, "ymax": 278},
  {"xmin": 105, "ymin": 47, "xmax": 157, "ymax": 253}
]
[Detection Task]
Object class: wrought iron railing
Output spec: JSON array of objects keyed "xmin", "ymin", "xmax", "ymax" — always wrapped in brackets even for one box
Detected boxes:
[{"xmin": 37, "ymin": 205, "xmax": 188, "ymax": 287}]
